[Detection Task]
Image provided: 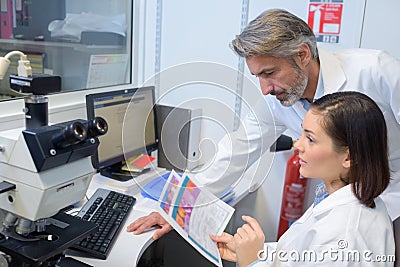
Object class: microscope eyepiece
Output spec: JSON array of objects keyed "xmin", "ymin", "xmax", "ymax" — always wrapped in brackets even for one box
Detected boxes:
[
  {"xmin": 52, "ymin": 121, "xmax": 87, "ymax": 148},
  {"xmin": 87, "ymin": 117, "xmax": 108, "ymax": 138},
  {"xmin": 71, "ymin": 122, "xmax": 87, "ymax": 139},
  {"xmin": 22, "ymin": 118, "xmax": 105, "ymax": 172}
]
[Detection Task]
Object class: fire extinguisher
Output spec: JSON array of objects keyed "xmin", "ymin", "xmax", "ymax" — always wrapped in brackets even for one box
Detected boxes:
[
  {"xmin": 270, "ymin": 134, "xmax": 308, "ymax": 239},
  {"xmin": 277, "ymin": 150, "xmax": 308, "ymax": 239}
]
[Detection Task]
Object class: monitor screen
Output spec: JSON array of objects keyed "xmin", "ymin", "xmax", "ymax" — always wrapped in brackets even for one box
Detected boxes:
[{"xmin": 86, "ymin": 86, "xmax": 158, "ymax": 180}]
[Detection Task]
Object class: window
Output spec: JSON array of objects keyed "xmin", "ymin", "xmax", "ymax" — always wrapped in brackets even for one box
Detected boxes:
[{"xmin": 0, "ymin": 0, "xmax": 132, "ymax": 100}]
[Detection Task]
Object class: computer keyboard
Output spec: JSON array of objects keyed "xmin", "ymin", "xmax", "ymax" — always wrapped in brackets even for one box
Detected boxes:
[{"xmin": 71, "ymin": 188, "xmax": 136, "ymax": 260}]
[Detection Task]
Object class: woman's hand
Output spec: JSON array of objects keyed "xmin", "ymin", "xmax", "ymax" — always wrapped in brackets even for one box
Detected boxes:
[
  {"xmin": 234, "ymin": 215, "xmax": 265, "ymax": 267},
  {"xmin": 210, "ymin": 232, "xmax": 237, "ymax": 262}
]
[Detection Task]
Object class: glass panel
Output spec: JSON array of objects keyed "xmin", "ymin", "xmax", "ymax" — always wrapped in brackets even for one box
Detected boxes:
[{"xmin": 0, "ymin": 0, "xmax": 132, "ymax": 101}]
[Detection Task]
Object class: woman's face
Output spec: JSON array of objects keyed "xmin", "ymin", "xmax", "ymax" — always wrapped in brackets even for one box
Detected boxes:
[{"xmin": 294, "ymin": 110, "xmax": 349, "ymax": 183}]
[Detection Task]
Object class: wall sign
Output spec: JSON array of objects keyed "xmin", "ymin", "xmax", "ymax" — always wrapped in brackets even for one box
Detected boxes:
[{"xmin": 308, "ymin": 0, "xmax": 343, "ymax": 43}]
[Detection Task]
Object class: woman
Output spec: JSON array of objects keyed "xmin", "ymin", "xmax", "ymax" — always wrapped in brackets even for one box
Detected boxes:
[{"xmin": 211, "ymin": 91, "xmax": 395, "ymax": 266}]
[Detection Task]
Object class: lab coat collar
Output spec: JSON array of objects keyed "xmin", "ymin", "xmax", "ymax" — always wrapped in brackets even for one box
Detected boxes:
[
  {"xmin": 318, "ymin": 48, "xmax": 346, "ymax": 94},
  {"xmin": 312, "ymin": 184, "xmax": 358, "ymax": 217},
  {"xmin": 291, "ymin": 101, "xmax": 309, "ymax": 123}
]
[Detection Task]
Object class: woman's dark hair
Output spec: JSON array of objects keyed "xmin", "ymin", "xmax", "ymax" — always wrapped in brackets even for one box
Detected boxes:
[{"xmin": 310, "ymin": 91, "xmax": 390, "ymax": 208}]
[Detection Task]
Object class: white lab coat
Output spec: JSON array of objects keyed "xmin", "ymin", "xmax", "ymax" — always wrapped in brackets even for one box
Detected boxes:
[
  {"xmin": 250, "ymin": 185, "xmax": 395, "ymax": 267},
  {"xmin": 196, "ymin": 48, "xmax": 400, "ymax": 220}
]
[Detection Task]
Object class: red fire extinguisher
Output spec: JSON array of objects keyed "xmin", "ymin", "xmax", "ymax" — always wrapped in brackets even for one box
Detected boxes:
[{"xmin": 277, "ymin": 149, "xmax": 308, "ymax": 239}]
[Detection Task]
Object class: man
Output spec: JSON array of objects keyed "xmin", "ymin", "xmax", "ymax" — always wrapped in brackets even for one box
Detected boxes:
[{"xmin": 127, "ymin": 8, "xmax": 400, "ymax": 240}]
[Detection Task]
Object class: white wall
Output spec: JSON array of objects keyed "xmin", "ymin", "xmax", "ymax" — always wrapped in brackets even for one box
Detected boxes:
[{"xmin": 360, "ymin": 0, "xmax": 400, "ymax": 59}]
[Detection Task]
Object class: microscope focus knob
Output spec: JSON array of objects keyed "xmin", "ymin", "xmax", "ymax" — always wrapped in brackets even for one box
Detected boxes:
[{"xmin": 0, "ymin": 253, "xmax": 10, "ymax": 267}]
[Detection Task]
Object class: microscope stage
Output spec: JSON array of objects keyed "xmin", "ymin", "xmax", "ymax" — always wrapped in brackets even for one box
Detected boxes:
[{"xmin": 0, "ymin": 211, "xmax": 98, "ymax": 266}]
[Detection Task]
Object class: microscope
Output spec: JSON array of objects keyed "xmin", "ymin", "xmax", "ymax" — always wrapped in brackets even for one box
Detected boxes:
[{"xmin": 0, "ymin": 51, "xmax": 108, "ymax": 266}]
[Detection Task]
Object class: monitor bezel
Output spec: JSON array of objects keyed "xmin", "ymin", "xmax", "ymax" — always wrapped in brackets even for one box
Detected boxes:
[{"xmin": 85, "ymin": 86, "xmax": 158, "ymax": 172}]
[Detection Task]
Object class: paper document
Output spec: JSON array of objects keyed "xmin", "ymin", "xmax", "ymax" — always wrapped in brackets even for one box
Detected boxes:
[
  {"xmin": 157, "ymin": 170, "xmax": 234, "ymax": 266},
  {"xmin": 86, "ymin": 54, "xmax": 128, "ymax": 88},
  {"xmin": 121, "ymin": 154, "xmax": 155, "ymax": 172}
]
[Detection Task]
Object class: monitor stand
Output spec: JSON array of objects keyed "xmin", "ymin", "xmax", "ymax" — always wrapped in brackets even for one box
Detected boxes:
[{"xmin": 99, "ymin": 163, "xmax": 135, "ymax": 182}]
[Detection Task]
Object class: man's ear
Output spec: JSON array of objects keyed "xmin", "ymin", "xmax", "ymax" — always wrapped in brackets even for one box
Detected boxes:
[
  {"xmin": 296, "ymin": 43, "xmax": 312, "ymax": 67},
  {"xmin": 342, "ymin": 149, "xmax": 351, "ymax": 169}
]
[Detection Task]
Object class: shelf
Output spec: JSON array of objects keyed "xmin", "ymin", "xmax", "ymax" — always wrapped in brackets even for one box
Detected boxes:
[{"xmin": 0, "ymin": 38, "xmax": 123, "ymax": 50}]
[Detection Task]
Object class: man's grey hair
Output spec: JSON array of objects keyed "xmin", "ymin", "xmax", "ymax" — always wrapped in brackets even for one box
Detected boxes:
[{"xmin": 231, "ymin": 9, "xmax": 319, "ymax": 61}]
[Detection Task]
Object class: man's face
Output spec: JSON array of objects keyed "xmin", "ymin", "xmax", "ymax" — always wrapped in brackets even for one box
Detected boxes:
[{"xmin": 246, "ymin": 55, "xmax": 308, "ymax": 106}]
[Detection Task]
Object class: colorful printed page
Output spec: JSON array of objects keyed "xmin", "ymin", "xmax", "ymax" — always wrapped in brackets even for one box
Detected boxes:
[
  {"xmin": 122, "ymin": 154, "xmax": 155, "ymax": 172},
  {"xmin": 157, "ymin": 170, "xmax": 235, "ymax": 267}
]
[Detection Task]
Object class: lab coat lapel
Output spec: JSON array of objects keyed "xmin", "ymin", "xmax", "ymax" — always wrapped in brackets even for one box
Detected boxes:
[{"xmin": 318, "ymin": 48, "xmax": 346, "ymax": 94}]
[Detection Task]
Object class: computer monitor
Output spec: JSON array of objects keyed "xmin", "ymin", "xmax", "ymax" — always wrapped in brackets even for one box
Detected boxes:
[{"xmin": 86, "ymin": 86, "xmax": 158, "ymax": 181}]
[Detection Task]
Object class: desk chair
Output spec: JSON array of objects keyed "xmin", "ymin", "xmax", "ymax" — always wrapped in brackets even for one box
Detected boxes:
[
  {"xmin": 395, "ymin": 216, "xmax": 400, "ymax": 267},
  {"xmin": 138, "ymin": 231, "xmax": 215, "ymax": 267}
]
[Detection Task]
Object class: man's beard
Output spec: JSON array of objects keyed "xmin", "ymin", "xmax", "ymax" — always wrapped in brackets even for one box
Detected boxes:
[{"xmin": 278, "ymin": 69, "xmax": 308, "ymax": 107}]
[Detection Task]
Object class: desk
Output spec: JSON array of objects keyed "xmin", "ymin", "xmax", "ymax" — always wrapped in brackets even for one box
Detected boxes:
[{"xmin": 68, "ymin": 169, "xmax": 252, "ymax": 266}]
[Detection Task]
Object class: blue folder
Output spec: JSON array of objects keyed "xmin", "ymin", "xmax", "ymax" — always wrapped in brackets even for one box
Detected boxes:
[{"xmin": 141, "ymin": 172, "xmax": 171, "ymax": 200}]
